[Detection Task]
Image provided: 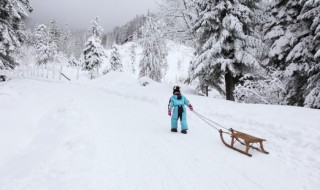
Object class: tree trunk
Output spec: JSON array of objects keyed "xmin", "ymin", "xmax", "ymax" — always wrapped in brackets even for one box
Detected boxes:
[
  {"xmin": 205, "ymin": 86, "xmax": 209, "ymax": 97},
  {"xmin": 225, "ymin": 71, "xmax": 236, "ymax": 101}
]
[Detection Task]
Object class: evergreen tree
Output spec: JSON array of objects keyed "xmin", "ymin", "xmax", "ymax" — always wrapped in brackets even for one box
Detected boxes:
[
  {"xmin": 299, "ymin": 0, "xmax": 320, "ymax": 109},
  {"xmin": 82, "ymin": 17, "xmax": 106, "ymax": 77},
  {"xmin": 139, "ymin": 16, "xmax": 168, "ymax": 82},
  {"xmin": 82, "ymin": 36, "xmax": 105, "ymax": 71},
  {"xmin": 0, "ymin": 0, "xmax": 32, "ymax": 69},
  {"xmin": 89, "ymin": 16, "xmax": 104, "ymax": 39},
  {"xmin": 110, "ymin": 45, "xmax": 122, "ymax": 71},
  {"xmin": 263, "ymin": 0, "xmax": 320, "ymax": 108},
  {"xmin": 188, "ymin": 0, "xmax": 264, "ymax": 101},
  {"xmin": 34, "ymin": 24, "xmax": 57, "ymax": 65},
  {"xmin": 48, "ymin": 20, "xmax": 61, "ymax": 50}
]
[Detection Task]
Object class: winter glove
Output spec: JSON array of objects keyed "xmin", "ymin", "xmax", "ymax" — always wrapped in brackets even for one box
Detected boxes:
[
  {"xmin": 168, "ymin": 109, "xmax": 172, "ymax": 116},
  {"xmin": 189, "ymin": 105, "xmax": 193, "ymax": 111}
]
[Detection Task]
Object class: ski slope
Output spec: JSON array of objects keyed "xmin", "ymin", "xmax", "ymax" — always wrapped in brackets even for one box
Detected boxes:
[{"xmin": 0, "ymin": 72, "xmax": 319, "ymax": 190}]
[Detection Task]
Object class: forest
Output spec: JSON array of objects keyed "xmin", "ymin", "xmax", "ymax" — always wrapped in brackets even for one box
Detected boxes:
[{"xmin": 1, "ymin": 0, "xmax": 319, "ymax": 109}]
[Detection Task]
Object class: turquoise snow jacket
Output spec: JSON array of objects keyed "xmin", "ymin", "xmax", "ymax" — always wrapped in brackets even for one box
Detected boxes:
[{"xmin": 168, "ymin": 94, "xmax": 191, "ymax": 130}]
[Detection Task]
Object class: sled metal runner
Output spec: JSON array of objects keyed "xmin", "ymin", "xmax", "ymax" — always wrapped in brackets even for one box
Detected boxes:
[{"xmin": 219, "ymin": 128, "xmax": 269, "ymax": 157}]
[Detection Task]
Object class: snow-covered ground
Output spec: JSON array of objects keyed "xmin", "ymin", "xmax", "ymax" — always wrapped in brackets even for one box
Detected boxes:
[{"xmin": 0, "ymin": 72, "xmax": 319, "ymax": 190}]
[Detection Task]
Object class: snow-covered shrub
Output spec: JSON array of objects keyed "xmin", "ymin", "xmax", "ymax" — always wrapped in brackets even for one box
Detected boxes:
[
  {"xmin": 138, "ymin": 76, "xmax": 155, "ymax": 86},
  {"xmin": 235, "ymin": 70, "xmax": 287, "ymax": 105},
  {"xmin": 68, "ymin": 55, "xmax": 79, "ymax": 67}
]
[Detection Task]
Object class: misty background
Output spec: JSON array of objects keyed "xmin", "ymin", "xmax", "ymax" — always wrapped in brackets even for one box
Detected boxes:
[{"xmin": 26, "ymin": 0, "xmax": 157, "ymax": 32}]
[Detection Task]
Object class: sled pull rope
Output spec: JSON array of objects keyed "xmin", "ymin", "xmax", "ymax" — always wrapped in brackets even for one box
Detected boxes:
[{"xmin": 191, "ymin": 110, "xmax": 230, "ymax": 132}]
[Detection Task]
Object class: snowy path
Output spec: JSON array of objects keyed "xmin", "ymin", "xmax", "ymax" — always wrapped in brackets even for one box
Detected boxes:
[{"xmin": 0, "ymin": 76, "xmax": 319, "ymax": 190}]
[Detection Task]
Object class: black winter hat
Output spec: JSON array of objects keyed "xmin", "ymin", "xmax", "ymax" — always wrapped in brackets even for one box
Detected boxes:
[{"xmin": 173, "ymin": 86, "xmax": 181, "ymax": 94}]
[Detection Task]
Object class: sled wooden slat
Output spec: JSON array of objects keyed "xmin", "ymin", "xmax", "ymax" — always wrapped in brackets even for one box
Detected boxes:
[
  {"xmin": 232, "ymin": 131, "xmax": 265, "ymax": 143},
  {"xmin": 219, "ymin": 129, "xmax": 269, "ymax": 157}
]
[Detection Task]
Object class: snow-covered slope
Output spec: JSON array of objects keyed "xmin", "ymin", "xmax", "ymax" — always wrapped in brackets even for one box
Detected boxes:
[{"xmin": 0, "ymin": 73, "xmax": 319, "ymax": 190}]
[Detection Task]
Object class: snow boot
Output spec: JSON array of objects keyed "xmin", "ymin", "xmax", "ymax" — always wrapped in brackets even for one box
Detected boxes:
[
  {"xmin": 171, "ymin": 128, "xmax": 178, "ymax": 132},
  {"xmin": 181, "ymin": 130, "xmax": 187, "ymax": 134}
]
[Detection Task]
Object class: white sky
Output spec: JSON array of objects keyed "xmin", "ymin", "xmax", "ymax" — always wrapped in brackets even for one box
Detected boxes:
[{"xmin": 27, "ymin": 0, "xmax": 157, "ymax": 32}]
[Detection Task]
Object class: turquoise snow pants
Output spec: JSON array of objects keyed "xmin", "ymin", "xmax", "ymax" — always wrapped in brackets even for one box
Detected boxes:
[{"xmin": 171, "ymin": 106, "xmax": 188, "ymax": 130}]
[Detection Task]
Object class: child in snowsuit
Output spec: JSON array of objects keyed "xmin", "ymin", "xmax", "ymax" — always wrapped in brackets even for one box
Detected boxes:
[{"xmin": 168, "ymin": 86, "xmax": 193, "ymax": 134}]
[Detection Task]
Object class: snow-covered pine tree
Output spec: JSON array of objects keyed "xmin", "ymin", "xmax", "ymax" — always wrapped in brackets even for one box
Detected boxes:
[
  {"xmin": 300, "ymin": 0, "xmax": 320, "ymax": 109},
  {"xmin": 304, "ymin": 85, "xmax": 320, "ymax": 109},
  {"xmin": 82, "ymin": 36, "xmax": 105, "ymax": 72},
  {"xmin": 130, "ymin": 43, "xmax": 137, "ymax": 74},
  {"xmin": 188, "ymin": 0, "xmax": 264, "ymax": 101},
  {"xmin": 110, "ymin": 45, "xmax": 122, "ymax": 72},
  {"xmin": 89, "ymin": 16, "xmax": 104, "ymax": 40},
  {"xmin": 263, "ymin": 0, "xmax": 305, "ymax": 106},
  {"xmin": 48, "ymin": 20, "xmax": 61, "ymax": 50},
  {"xmin": 61, "ymin": 25, "xmax": 72, "ymax": 56},
  {"xmin": 263, "ymin": 0, "xmax": 320, "ymax": 108},
  {"xmin": 0, "ymin": 0, "xmax": 32, "ymax": 69},
  {"xmin": 139, "ymin": 16, "xmax": 168, "ymax": 82},
  {"xmin": 34, "ymin": 24, "xmax": 57, "ymax": 65},
  {"xmin": 82, "ymin": 17, "xmax": 106, "ymax": 78}
]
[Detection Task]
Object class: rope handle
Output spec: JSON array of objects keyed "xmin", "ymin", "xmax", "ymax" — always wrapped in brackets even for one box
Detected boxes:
[{"xmin": 191, "ymin": 110, "xmax": 231, "ymax": 133}]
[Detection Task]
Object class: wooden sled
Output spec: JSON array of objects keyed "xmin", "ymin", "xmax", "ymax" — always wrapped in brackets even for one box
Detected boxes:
[{"xmin": 219, "ymin": 129, "xmax": 269, "ymax": 157}]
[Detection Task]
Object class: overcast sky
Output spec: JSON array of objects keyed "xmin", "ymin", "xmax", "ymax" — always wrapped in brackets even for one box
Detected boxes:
[{"xmin": 26, "ymin": 0, "xmax": 157, "ymax": 32}]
